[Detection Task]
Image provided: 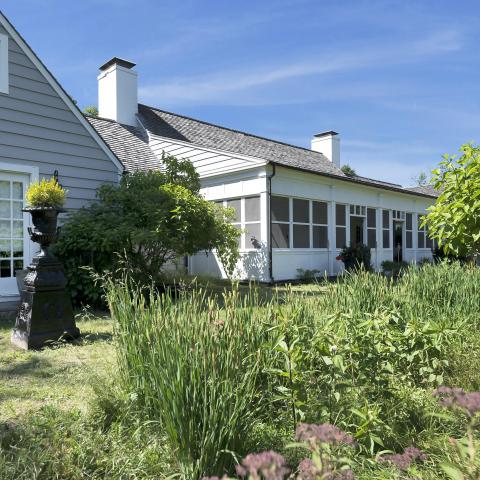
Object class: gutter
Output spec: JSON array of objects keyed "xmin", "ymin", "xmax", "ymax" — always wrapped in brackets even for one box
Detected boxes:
[{"xmin": 267, "ymin": 163, "xmax": 276, "ymax": 283}]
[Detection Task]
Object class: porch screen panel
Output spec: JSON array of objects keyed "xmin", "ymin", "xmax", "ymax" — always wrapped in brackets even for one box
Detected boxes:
[
  {"xmin": 417, "ymin": 214, "xmax": 425, "ymax": 248},
  {"xmin": 244, "ymin": 196, "xmax": 261, "ymax": 249},
  {"xmin": 293, "ymin": 199, "xmax": 310, "ymax": 248},
  {"xmin": 335, "ymin": 204, "xmax": 347, "ymax": 249},
  {"xmin": 0, "ymin": 180, "xmax": 24, "ymax": 278},
  {"xmin": 272, "ymin": 196, "xmax": 290, "ymax": 248},
  {"xmin": 313, "ymin": 201, "xmax": 328, "ymax": 248},
  {"xmin": 227, "ymin": 199, "xmax": 242, "ymax": 247},
  {"xmin": 382, "ymin": 210, "xmax": 390, "ymax": 248},
  {"xmin": 367, "ymin": 208, "xmax": 376, "ymax": 248},
  {"xmin": 406, "ymin": 213, "xmax": 413, "ymax": 249}
]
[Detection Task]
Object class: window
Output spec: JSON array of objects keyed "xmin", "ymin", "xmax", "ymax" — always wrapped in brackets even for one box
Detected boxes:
[
  {"xmin": 312, "ymin": 201, "xmax": 328, "ymax": 248},
  {"xmin": 350, "ymin": 204, "xmax": 366, "ymax": 217},
  {"xmin": 335, "ymin": 204, "xmax": 347, "ymax": 249},
  {"xmin": 367, "ymin": 208, "xmax": 377, "ymax": 248},
  {"xmin": 392, "ymin": 210, "xmax": 405, "ymax": 221},
  {"xmin": 417, "ymin": 214, "xmax": 433, "ymax": 249},
  {"xmin": 0, "ymin": 180, "xmax": 24, "ymax": 278},
  {"xmin": 0, "ymin": 33, "xmax": 8, "ymax": 95},
  {"xmin": 292, "ymin": 199, "xmax": 309, "ymax": 248},
  {"xmin": 221, "ymin": 196, "xmax": 262, "ymax": 249},
  {"xmin": 382, "ymin": 210, "xmax": 390, "ymax": 248},
  {"xmin": 406, "ymin": 213, "xmax": 413, "ymax": 249},
  {"xmin": 272, "ymin": 196, "xmax": 290, "ymax": 248}
]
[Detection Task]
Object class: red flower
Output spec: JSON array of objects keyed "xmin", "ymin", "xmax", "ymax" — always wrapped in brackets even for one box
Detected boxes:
[{"xmin": 336, "ymin": 255, "xmax": 344, "ymax": 261}]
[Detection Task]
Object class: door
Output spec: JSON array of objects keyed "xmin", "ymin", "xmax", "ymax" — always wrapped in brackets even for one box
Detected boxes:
[
  {"xmin": 393, "ymin": 221, "xmax": 403, "ymax": 262},
  {"xmin": 0, "ymin": 172, "xmax": 30, "ymax": 297}
]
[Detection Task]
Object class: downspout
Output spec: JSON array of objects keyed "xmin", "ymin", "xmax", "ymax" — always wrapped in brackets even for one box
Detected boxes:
[{"xmin": 267, "ymin": 162, "xmax": 276, "ymax": 283}]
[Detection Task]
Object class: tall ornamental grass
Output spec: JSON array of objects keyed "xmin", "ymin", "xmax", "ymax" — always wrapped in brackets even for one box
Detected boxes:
[{"xmin": 106, "ymin": 280, "xmax": 271, "ymax": 478}]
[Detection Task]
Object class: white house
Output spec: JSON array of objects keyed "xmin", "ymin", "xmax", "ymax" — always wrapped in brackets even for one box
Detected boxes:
[
  {"xmin": 88, "ymin": 58, "xmax": 437, "ymax": 282},
  {"xmin": 0, "ymin": 10, "xmax": 438, "ymax": 311}
]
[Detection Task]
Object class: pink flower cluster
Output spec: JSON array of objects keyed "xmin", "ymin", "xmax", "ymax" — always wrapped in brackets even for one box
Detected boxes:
[
  {"xmin": 433, "ymin": 386, "xmax": 480, "ymax": 416},
  {"xmin": 378, "ymin": 447, "xmax": 427, "ymax": 471},
  {"xmin": 235, "ymin": 451, "xmax": 290, "ymax": 480},
  {"xmin": 295, "ymin": 423, "xmax": 356, "ymax": 447}
]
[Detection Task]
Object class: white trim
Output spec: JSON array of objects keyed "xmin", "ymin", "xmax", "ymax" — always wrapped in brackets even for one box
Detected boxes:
[
  {"xmin": 0, "ymin": 32, "xmax": 8, "ymax": 94},
  {"xmin": 0, "ymin": 161, "xmax": 39, "ymax": 180},
  {"xmin": 0, "ymin": 12, "xmax": 124, "ymax": 177}
]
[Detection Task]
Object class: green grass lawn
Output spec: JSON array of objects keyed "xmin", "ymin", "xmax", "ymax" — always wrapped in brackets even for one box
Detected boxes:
[{"xmin": 0, "ymin": 313, "xmax": 114, "ymax": 422}]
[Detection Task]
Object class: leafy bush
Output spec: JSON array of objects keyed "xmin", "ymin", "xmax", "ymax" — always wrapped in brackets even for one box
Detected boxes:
[
  {"xmin": 381, "ymin": 260, "xmax": 409, "ymax": 276},
  {"xmin": 337, "ymin": 244, "xmax": 371, "ymax": 271},
  {"xmin": 25, "ymin": 177, "xmax": 66, "ymax": 208},
  {"xmin": 296, "ymin": 268, "xmax": 321, "ymax": 281},
  {"xmin": 54, "ymin": 155, "xmax": 240, "ymax": 307}
]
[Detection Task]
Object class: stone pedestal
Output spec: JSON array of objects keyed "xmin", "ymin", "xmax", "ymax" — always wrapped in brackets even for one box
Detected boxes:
[{"xmin": 11, "ymin": 207, "xmax": 80, "ymax": 350}]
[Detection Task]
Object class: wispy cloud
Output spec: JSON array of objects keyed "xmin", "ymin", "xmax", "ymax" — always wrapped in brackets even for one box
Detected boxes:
[{"xmin": 139, "ymin": 28, "xmax": 464, "ymax": 106}]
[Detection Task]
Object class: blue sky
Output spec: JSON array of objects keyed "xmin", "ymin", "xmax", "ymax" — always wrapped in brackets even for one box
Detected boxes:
[{"xmin": 3, "ymin": 0, "xmax": 480, "ymax": 185}]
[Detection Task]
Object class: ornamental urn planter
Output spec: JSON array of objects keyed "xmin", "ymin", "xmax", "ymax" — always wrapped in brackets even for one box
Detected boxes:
[{"xmin": 11, "ymin": 207, "xmax": 80, "ymax": 350}]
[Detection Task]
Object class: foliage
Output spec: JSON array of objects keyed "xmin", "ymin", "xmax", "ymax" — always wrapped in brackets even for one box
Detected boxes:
[
  {"xmin": 296, "ymin": 268, "xmax": 321, "ymax": 281},
  {"xmin": 106, "ymin": 279, "xmax": 271, "ymax": 478},
  {"xmin": 25, "ymin": 177, "xmax": 66, "ymax": 208},
  {"xmin": 412, "ymin": 171, "xmax": 429, "ymax": 186},
  {"xmin": 54, "ymin": 155, "xmax": 240, "ymax": 306},
  {"xmin": 83, "ymin": 105, "xmax": 99, "ymax": 117},
  {"xmin": 425, "ymin": 143, "xmax": 480, "ymax": 258},
  {"xmin": 336, "ymin": 244, "xmax": 371, "ymax": 271},
  {"xmin": 381, "ymin": 260, "xmax": 408, "ymax": 276},
  {"xmin": 341, "ymin": 164, "xmax": 357, "ymax": 177}
]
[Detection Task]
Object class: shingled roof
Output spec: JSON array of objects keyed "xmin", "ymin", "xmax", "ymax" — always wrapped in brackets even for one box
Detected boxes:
[
  {"xmin": 86, "ymin": 115, "xmax": 160, "ymax": 171},
  {"xmin": 403, "ymin": 185, "xmax": 440, "ymax": 197}
]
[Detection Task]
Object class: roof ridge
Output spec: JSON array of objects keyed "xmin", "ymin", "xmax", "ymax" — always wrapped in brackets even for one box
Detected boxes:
[
  {"xmin": 354, "ymin": 174, "xmax": 402, "ymax": 187},
  {"xmin": 138, "ymin": 103, "xmax": 336, "ymax": 162}
]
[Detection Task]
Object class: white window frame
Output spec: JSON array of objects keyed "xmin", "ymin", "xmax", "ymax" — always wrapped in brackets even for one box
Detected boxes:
[
  {"xmin": 366, "ymin": 207, "xmax": 377, "ymax": 249},
  {"xmin": 417, "ymin": 213, "xmax": 433, "ymax": 250},
  {"xmin": 382, "ymin": 209, "xmax": 391, "ymax": 249},
  {"xmin": 312, "ymin": 200, "xmax": 329, "ymax": 250},
  {"xmin": 292, "ymin": 198, "xmax": 310, "ymax": 249},
  {"xmin": 335, "ymin": 203, "xmax": 347, "ymax": 250},
  {"xmin": 406, "ymin": 213, "xmax": 414, "ymax": 249},
  {"xmin": 0, "ymin": 33, "xmax": 9, "ymax": 95},
  {"xmin": 271, "ymin": 195, "xmax": 291, "ymax": 250}
]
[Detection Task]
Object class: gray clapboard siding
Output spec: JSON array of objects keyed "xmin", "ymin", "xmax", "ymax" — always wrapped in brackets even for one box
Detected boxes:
[{"xmin": 0, "ymin": 22, "xmax": 120, "ymax": 207}]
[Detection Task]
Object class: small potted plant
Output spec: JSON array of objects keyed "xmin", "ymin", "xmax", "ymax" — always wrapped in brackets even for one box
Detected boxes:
[{"xmin": 24, "ymin": 178, "xmax": 66, "ymax": 249}]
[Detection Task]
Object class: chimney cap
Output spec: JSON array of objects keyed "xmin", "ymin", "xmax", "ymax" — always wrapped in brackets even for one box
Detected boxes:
[
  {"xmin": 99, "ymin": 57, "xmax": 136, "ymax": 72},
  {"xmin": 314, "ymin": 130, "xmax": 339, "ymax": 138}
]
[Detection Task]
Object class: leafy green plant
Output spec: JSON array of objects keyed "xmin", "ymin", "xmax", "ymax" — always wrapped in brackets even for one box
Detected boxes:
[
  {"xmin": 425, "ymin": 143, "xmax": 480, "ymax": 259},
  {"xmin": 25, "ymin": 177, "xmax": 66, "ymax": 208},
  {"xmin": 381, "ymin": 260, "xmax": 408, "ymax": 276},
  {"xmin": 296, "ymin": 268, "xmax": 321, "ymax": 282},
  {"xmin": 336, "ymin": 244, "xmax": 371, "ymax": 271}
]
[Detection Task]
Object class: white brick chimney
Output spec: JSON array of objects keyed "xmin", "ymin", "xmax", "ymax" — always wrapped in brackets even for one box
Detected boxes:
[
  {"xmin": 98, "ymin": 57, "xmax": 138, "ymax": 126},
  {"xmin": 311, "ymin": 131, "xmax": 340, "ymax": 167}
]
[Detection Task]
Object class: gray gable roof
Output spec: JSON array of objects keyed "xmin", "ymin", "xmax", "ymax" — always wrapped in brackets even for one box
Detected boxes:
[
  {"xmin": 403, "ymin": 185, "xmax": 440, "ymax": 197},
  {"xmin": 138, "ymin": 104, "xmax": 343, "ymax": 177},
  {"xmin": 86, "ymin": 115, "xmax": 160, "ymax": 171}
]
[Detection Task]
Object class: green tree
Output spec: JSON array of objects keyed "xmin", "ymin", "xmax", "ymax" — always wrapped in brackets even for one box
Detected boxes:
[
  {"xmin": 341, "ymin": 164, "xmax": 356, "ymax": 177},
  {"xmin": 83, "ymin": 105, "xmax": 99, "ymax": 117},
  {"xmin": 424, "ymin": 143, "xmax": 480, "ymax": 259},
  {"xmin": 55, "ymin": 155, "xmax": 240, "ymax": 305},
  {"xmin": 412, "ymin": 171, "xmax": 428, "ymax": 186}
]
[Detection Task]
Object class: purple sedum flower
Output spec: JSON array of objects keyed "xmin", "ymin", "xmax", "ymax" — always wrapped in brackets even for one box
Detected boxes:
[
  {"xmin": 235, "ymin": 450, "xmax": 289, "ymax": 480},
  {"xmin": 433, "ymin": 386, "xmax": 480, "ymax": 416},
  {"xmin": 297, "ymin": 458, "xmax": 355, "ymax": 480},
  {"xmin": 295, "ymin": 423, "xmax": 355, "ymax": 447},
  {"xmin": 378, "ymin": 447, "xmax": 427, "ymax": 471}
]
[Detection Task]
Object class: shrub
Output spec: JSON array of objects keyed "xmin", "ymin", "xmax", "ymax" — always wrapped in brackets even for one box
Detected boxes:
[
  {"xmin": 25, "ymin": 177, "xmax": 66, "ymax": 208},
  {"xmin": 54, "ymin": 155, "xmax": 240, "ymax": 307},
  {"xmin": 381, "ymin": 260, "xmax": 408, "ymax": 276},
  {"xmin": 337, "ymin": 244, "xmax": 371, "ymax": 271}
]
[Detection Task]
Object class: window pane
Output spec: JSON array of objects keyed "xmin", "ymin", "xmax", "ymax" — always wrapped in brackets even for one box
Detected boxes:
[
  {"xmin": 12, "ymin": 240, "xmax": 23, "ymax": 257},
  {"xmin": 418, "ymin": 214, "xmax": 425, "ymax": 228},
  {"xmin": 406, "ymin": 231, "xmax": 413, "ymax": 249},
  {"xmin": 367, "ymin": 208, "xmax": 376, "ymax": 227},
  {"xmin": 367, "ymin": 229, "xmax": 376, "ymax": 248},
  {"xmin": 0, "ymin": 220, "xmax": 10, "ymax": 237},
  {"xmin": 0, "ymin": 200, "xmax": 9, "ymax": 218},
  {"xmin": 336, "ymin": 227, "xmax": 346, "ymax": 249},
  {"xmin": 226, "ymin": 199, "xmax": 241, "ymax": 222},
  {"xmin": 382, "ymin": 210, "xmax": 390, "ymax": 228},
  {"xmin": 313, "ymin": 225, "xmax": 328, "ymax": 248},
  {"xmin": 312, "ymin": 201, "xmax": 328, "ymax": 225},
  {"xmin": 12, "ymin": 202, "xmax": 23, "ymax": 219},
  {"xmin": 0, "ymin": 239, "xmax": 10, "ymax": 258},
  {"xmin": 245, "ymin": 223, "xmax": 261, "ymax": 248},
  {"xmin": 406, "ymin": 213, "xmax": 412, "ymax": 230},
  {"xmin": 13, "ymin": 221, "xmax": 23, "ymax": 238},
  {"xmin": 426, "ymin": 236, "xmax": 433, "ymax": 249},
  {"xmin": 0, "ymin": 181, "xmax": 9, "ymax": 198},
  {"xmin": 293, "ymin": 199, "xmax": 309, "ymax": 223},
  {"xmin": 0, "ymin": 259, "xmax": 11, "ymax": 278},
  {"xmin": 418, "ymin": 231, "xmax": 425, "ymax": 249},
  {"xmin": 12, "ymin": 182, "xmax": 23, "ymax": 200},
  {"xmin": 293, "ymin": 224, "xmax": 309, "ymax": 248},
  {"xmin": 272, "ymin": 223, "xmax": 289, "ymax": 248},
  {"xmin": 245, "ymin": 196, "xmax": 260, "ymax": 222},
  {"xmin": 383, "ymin": 230, "xmax": 390, "ymax": 248},
  {"xmin": 271, "ymin": 196, "xmax": 289, "ymax": 222},
  {"xmin": 350, "ymin": 205, "xmax": 354, "ymax": 214},
  {"xmin": 13, "ymin": 259, "xmax": 23, "ymax": 272},
  {"xmin": 233, "ymin": 224, "xmax": 242, "ymax": 248},
  {"xmin": 336, "ymin": 204, "xmax": 346, "ymax": 226}
]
